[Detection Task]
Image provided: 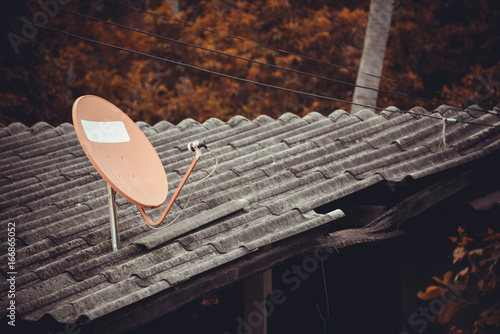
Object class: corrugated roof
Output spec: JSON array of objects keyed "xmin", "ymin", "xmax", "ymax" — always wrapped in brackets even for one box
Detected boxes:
[{"xmin": 1, "ymin": 104, "xmax": 499, "ymax": 325}]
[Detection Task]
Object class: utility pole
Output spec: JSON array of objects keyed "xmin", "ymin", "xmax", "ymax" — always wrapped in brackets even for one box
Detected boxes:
[{"xmin": 351, "ymin": 0, "xmax": 395, "ymax": 113}]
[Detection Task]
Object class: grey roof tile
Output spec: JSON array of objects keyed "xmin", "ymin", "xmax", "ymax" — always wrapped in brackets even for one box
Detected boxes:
[
  {"xmin": 453, "ymin": 120, "xmax": 500, "ymax": 154},
  {"xmin": 321, "ymin": 144, "xmax": 404, "ymax": 179},
  {"xmin": 353, "ymin": 145, "xmax": 430, "ymax": 180},
  {"xmin": 231, "ymin": 141, "xmax": 315, "ymax": 176},
  {"xmin": 303, "ymin": 111, "xmax": 326, "ymax": 123},
  {"xmin": 67, "ymin": 244, "xmax": 143, "ymax": 282},
  {"xmin": 1, "ymin": 104, "xmax": 499, "ymax": 325},
  {"xmin": 377, "ymin": 147, "xmax": 462, "ymax": 181},
  {"xmin": 227, "ymin": 115, "xmax": 251, "ymax": 127},
  {"xmin": 136, "ymin": 244, "xmax": 216, "ymax": 286},
  {"xmin": 29, "ymin": 122, "xmax": 56, "ymax": 134},
  {"xmin": 134, "ymin": 199, "xmax": 249, "ymax": 249},
  {"xmin": 328, "ymin": 109, "xmax": 350, "ymax": 121},
  {"xmin": 16, "ymin": 272, "xmax": 77, "ymax": 307},
  {"xmin": 4, "ymin": 133, "xmax": 78, "ymax": 160},
  {"xmin": 353, "ymin": 108, "xmax": 377, "ymax": 120},
  {"xmin": 464, "ymin": 105, "xmax": 487, "ymax": 118},
  {"xmin": 252, "ymin": 114, "xmax": 275, "ymax": 126},
  {"xmin": 286, "ymin": 116, "xmax": 358, "ymax": 146},
  {"xmin": 229, "ymin": 119, "xmax": 307, "ymax": 148},
  {"xmin": 278, "ymin": 112, "xmax": 302, "ymax": 123},
  {"xmin": 176, "ymin": 207, "xmax": 270, "ymax": 252},
  {"xmin": 54, "ymin": 122, "xmax": 76, "ymax": 135},
  {"xmin": 0, "ymin": 175, "xmax": 41, "ymax": 195},
  {"xmin": 18, "ymin": 274, "xmax": 108, "ymax": 317},
  {"xmin": 244, "ymin": 209, "xmax": 345, "ymax": 251},
  {"xmin": 312, "ymin": 117, "xmax": 385, "ymax": 147},
  {"xmin": 177, "ymin": 118, "xmax": 202, "ymax": 131},
  {"xmin": 0, "ymin": 128, "xmax": 9, "ymax": 139},
  {"xmin": 12, "ymin": 239, "xmax": 89, "ymax": 284},
  {"xmin": 210, "ymin": 209, "xmax": 344, "ymax": 253},
  {"xmin": 379, "ymin": 106, "xmax": 401, "ymax": 118},
  {"xmin": 202, "ymin": 117, "xmax": 227, "ymax": 129},
  {"xmin": 290, "ymin": 142, "xmax": 370, "ymax": 177},
  {"xmin": 164, "ymin": 246, "xmax": 249, "ymax": 285},
  {"xmin": 264, "ymin": 173, "xmax": 378, "ymax": 215},
  {"xmin": 5, "ymin": 122, "xmax": 28, "ymax": 134},
  {"xmin": 82, "ymin": 280, "xmax": 171, "ymax": 322}
]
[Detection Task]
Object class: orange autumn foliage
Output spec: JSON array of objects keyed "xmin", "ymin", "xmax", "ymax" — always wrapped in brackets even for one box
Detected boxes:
[
  {"xmin": 418, "ymin": 226, "xmax": 500, "ymax": 333},
  {"xmin": 1, "ymin": 0, "xmax": 499, "ymax": 126}
]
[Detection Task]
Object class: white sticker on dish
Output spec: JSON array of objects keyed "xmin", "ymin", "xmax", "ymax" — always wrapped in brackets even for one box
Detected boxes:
[{"xmin": 81, "ymin": 120, "xmax": 131, "ymax": 143}]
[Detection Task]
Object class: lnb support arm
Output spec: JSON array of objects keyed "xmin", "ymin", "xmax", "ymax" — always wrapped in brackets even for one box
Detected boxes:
[{"xmin": 137, "ymin": 140, "xmax": 206, "ymax": 226}]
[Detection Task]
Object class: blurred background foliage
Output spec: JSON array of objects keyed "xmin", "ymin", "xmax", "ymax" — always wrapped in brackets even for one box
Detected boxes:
[
  {"xmin": 417, "ymin": 226, "xmax": 500, "ymax": 333},
  {"xmin": 1, "ymin": 0, "xmax": 499, "ymax": 126}
]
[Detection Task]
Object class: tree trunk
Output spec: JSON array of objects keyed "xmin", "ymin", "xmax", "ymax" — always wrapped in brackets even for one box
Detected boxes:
[{"xmin": 351, "ymin": 0, "xmax": 395, "ymax": 113}]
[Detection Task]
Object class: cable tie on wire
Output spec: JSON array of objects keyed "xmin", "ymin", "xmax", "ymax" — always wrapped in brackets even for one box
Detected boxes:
[
  {"xmin": 488, "ymin": 110, "xmax": 499, "ymax": 115},
  {"xmin": 438, "ymin": 115, "xmax": 448, "ymax": 151}
]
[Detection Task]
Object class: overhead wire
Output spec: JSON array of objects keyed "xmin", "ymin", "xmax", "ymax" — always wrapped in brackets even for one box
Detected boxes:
[
  {"xmin": 2, "ymin": 12, "xmax": 500, "ymax": 128},
  {"xmin": 1, "ymin": 13, "xmax": 382, "ymax": 109},
  {"xmin": 107, "ymin": 0, "xmax": 466, "ymax": 101},
  {"xmin": 16, "ymin": 0, "xmax": 500, "ymax": 117},
  {"xmin": 54, "ymin": 0, "xmax": 499, "ymax": 116},
  {"xmin": 24, "ymin": 0, "xmax": 456, "ymax": 109}
]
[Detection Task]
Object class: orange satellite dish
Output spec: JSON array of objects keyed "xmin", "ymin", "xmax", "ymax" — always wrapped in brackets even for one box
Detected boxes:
[
  {"xmin": 73, "ymin": 95, "xmax": 208, "ymax": 250},
  {"xmin": 73, "ymin": 95, "xmax": 168, "ymax": 208}
]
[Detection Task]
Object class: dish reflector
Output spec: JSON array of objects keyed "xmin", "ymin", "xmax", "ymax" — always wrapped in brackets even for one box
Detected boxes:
[{"xmin": 73, "ymin": 95, "xmax": 168, "ymax": 209}]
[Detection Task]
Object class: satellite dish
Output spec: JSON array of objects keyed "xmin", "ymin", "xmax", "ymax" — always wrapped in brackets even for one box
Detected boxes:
[
  {"xmin": 73, "ymin": 95, "xmax": 209, "ymax": 251},
  {"xmin": 73, "ymin": 95, "xmax": 168, "ymax": 208}
]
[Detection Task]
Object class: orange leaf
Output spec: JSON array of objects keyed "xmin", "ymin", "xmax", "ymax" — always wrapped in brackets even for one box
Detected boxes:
[
  {"xmin": 433, "ymin": 271, "xmax": 452, "ymax": 285},
  {"xmin": 438, "ymin": 300, "xmax": 462, "ymax": 324},
  {"xmin": 417, "ymin": 285, "xmax": 443, "ymax": 300},
  {"xmin": 469, "ymin": 248, "xmax": 484, "ymax": 256}
]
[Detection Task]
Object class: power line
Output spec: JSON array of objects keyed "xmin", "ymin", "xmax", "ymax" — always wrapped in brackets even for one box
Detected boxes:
[
  {"xmin": 107, "ymin": 0, "xmax": 465, "ymax": 101},
  {"xmin": 26, "ymin": 0, "xmax": 498, "ymax": 116},
  {"xmin": 2, "ymin": 13, "xmax": 499, "ymax": 128},
  {"xmin": 24, "ymin": 0, "xmax": 455, "ymax": 109},
  {"xmin": 106, "ymin": 0, "xmax": 500, "ymax": 115},
  {"xmin": 0, "ymin": 14, "xmax": 371, "ymax": 108}
]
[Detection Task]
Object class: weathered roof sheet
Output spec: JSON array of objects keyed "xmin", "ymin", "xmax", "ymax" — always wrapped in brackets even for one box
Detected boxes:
[{"xmin": 1, "ymin": 104, "xmax": 499, "ymax": 325}]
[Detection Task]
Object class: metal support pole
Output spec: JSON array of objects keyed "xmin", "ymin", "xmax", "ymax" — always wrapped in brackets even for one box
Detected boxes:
[{"xmin": 107, "ymin": 184, "xmax": 120, "ymax": 251}]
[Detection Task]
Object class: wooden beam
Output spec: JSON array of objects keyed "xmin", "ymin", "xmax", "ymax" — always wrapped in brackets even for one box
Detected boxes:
[
  {"xmin": 243, "ymin": 269, "xmax": 272, "ymax": 334},
  {"xmin": 323, "ymin": 165, "xmax": 481, "ymax": 250}
]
